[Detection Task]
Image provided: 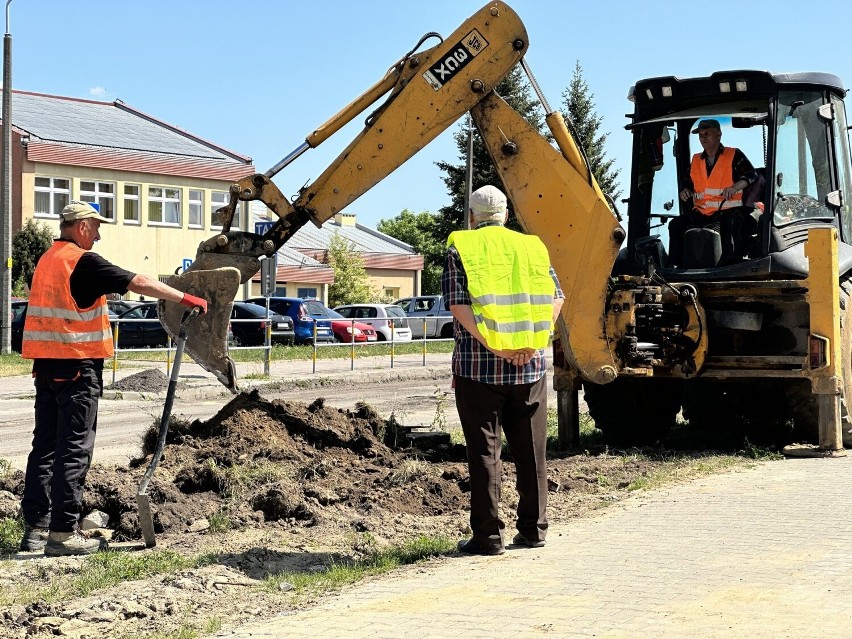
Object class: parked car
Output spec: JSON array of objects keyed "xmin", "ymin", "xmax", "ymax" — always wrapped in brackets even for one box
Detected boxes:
[
  {"xmin": 114, "ymin": 302, "xmax": 169, "ymax": 349},
  {"xmin": 11, "ymin": 300, "xmax": 27, "ymax": 352},
  {"xmin": 326, "ymin": 308, "xmax": 378, "ymax": 343},
  {"xmin": 230, "ymin": 301, "xmax": 295, "ymax": 346},
  {"xmin": 394, "ymin": 295, "xmax": 454, "ymax": 339},
  {"xmin": 244, "ymin": 297, "xmax": 334, "ymax": 345},
  {"xmin": 332, "ymin": 304, "xmax": 413, "ymax": 342}
]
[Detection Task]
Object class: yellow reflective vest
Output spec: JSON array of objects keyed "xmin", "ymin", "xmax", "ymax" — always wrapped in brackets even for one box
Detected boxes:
[
  {"xmin": 22, "ymin": 242, "xmax": 114, "ymax": 360},
  {"xmin": 447, "ymin": 225, "xmax": 554, "ymax": 350}
]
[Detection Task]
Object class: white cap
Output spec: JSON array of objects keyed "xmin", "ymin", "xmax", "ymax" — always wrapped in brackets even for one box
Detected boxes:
[{"xmin": 470, "ymin": 185, "xmax": 507, "ymax": 222}]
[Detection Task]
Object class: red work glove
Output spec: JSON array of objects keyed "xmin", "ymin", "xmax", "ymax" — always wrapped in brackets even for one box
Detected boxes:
[{"xmin": 180, "ymin": 292, "xmax": 208, "ymax": 315}]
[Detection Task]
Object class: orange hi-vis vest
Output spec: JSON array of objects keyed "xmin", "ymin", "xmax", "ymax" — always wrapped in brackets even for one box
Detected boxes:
[
  {"xmin": 690, "ymin": 146, "xmax": 743, "ymax": 216},
  {"xmin": 22, "ymin": 242, "xmax": 114, "ymax": 360}
]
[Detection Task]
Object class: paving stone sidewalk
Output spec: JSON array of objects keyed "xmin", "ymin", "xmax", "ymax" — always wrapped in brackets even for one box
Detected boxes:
[{"xmin": 216, "ymin": 456, "xmax": 852, "ymax": 639}]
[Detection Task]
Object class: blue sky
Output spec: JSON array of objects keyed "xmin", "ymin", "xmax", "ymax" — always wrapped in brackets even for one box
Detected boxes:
[{"xmin": 7, "ymin": 0, "xmax": 852, "ymax": 228}]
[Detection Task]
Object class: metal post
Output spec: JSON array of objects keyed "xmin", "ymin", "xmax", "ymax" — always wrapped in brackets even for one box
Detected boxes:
[
  {"xmin": 350, "ymin": 319, "xmax": 355, "ymax": 371},
  {"xmin": 422, "ymin": 318, "xmax": 427, "ymax": 366},
  {"xmin": 0, "ymin": 1, "xmax": 13, "ymax": 354},
  {"xmin": 462, "ymin": 112, "xmax": 473, "ymax": 231}
]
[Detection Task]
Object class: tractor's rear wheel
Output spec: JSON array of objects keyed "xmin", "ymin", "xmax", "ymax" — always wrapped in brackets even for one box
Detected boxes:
[{"xmin": 583, "ymin": 377, "xmax": 682, "ymax": 447}]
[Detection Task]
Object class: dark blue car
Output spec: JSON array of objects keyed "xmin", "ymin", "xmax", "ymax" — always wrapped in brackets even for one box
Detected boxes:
[{"xmin": 245, "ymin": 297, "xmax": 334, "ymax": 345}]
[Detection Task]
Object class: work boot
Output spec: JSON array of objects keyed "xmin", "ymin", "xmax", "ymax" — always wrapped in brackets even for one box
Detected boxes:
[
  {"xmin": 44, "ymin": 528, "xmax": 108, "ymax": 557},
  {"xmin": 19, "ymin": 525, "xmax": 49, "ymax": 552},
  {"xmin": 511, "ymin": 532, "xmax": 546, "ymax": 548}
]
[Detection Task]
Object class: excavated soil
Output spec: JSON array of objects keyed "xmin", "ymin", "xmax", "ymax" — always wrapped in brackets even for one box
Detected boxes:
[
  {"xmin": 0, "ymin": 389, "xmax": 724, "ymax": 639},
  {"xmin": 106, "ymin": 369, "xmax": 170, "ymax": 393}
]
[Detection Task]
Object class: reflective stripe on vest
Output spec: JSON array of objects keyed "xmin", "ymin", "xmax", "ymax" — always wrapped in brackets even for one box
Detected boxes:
[
  {"xmin": 691, "ymin": 146, "xmax": 743, "ymax": 215},
  {"xmin": 447, "ymin": 225, "xmax": 554, "ymax": 350},
  {"xmin": 21, "ymin": 242, "xmax": 114, "ymax": 359}
]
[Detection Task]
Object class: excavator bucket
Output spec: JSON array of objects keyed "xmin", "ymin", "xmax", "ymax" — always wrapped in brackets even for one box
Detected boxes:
[{"xmin": 157, "ymin": 267, "xmax": 241, "ymax": 393}]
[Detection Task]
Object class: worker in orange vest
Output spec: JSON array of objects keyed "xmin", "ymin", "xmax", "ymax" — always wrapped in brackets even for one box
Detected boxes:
[
  {"xmin": 19, "ymin": 201, "xmax": 207, "ymax": 557},
  {"xmin": 668, "ymin": 119, "xmax": 758, "ymax": 266}
]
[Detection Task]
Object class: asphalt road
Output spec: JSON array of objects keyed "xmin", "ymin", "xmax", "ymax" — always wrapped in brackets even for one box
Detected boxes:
[{"xmin": 0, "ymin": 368, "xmax": 466, "ymax": 470}]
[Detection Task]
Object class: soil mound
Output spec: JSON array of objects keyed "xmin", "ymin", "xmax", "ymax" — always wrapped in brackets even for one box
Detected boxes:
[
  {"xmin": 80, "ymin": 389, "xmax": 466, "ymax": 539},
  {"xmin": 107, "ymin": 369, "xmax": 169, "ymax": 393}
]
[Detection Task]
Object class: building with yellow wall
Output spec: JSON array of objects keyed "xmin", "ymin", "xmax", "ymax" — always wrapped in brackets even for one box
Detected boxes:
[{"xmin": 3, "ymin": 89, "xmax": 254, "ymax": 295}]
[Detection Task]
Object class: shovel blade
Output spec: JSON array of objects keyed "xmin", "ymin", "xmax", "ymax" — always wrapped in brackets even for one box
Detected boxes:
[
  {"xmin": 158, "ymin": 267, "xmax": 241, "ymax": 392},
  {"xmin": 136, "ymin": 493, "xmax": 156, "ymax": 548}
]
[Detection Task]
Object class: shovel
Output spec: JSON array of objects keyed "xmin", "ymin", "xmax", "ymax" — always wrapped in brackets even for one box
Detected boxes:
[{"xmin": 137, "ymin": 308, "xmax": 199, "ymax": 548}]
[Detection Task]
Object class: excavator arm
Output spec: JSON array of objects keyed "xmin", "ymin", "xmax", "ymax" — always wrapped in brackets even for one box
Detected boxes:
[
  {"xmin": 162, "ymin": 0, "xmax": 702, "ymax": 392},
  {"xmin": 161, "ymin": 1, "xmax": 532, "ymax": 389}
]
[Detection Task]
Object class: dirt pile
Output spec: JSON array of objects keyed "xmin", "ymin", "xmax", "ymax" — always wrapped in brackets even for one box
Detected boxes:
[
  {"xmin": 76, "ymin": 389, "xmax": 468, "ymax": 540},
  {"xmin": 106, "ymin": 369, "xmax": 170, "ymax": 393}
]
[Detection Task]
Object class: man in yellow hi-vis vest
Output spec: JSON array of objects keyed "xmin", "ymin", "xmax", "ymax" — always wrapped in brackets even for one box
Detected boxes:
[{"xmin": 442, "ymin": 185, "xmax": 564, "ymax": 556}]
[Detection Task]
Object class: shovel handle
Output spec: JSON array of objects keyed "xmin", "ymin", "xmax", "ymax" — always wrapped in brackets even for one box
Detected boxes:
[{"xmin": 137, "ymin": 309, "xmax": 199, "ymax": 494}]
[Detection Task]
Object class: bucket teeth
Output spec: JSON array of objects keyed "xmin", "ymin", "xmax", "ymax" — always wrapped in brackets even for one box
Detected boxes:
[{"xmin": 157, "ymin": 267, "xmax": 242, "ymax": 393}]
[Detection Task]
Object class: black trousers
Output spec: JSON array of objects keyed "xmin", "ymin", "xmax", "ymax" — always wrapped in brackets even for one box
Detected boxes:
[
  {"xmin": 668, "ymin": 207, "xmax": 754, "ymax": 267},
  {"xmin": 22, "ymin": 366, "xmax": 101, "ymax": 532},
  {"xmin": 454, "ymin": 374, "xmax": 549, "ymax": 548}
]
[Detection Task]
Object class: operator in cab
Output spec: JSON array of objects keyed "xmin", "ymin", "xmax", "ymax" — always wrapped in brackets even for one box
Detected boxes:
[
  {"xmin": 19, "ymin": 201, "xmax": 208, "ymax": 557},
  {"xmin": 669, "ymin": 119, "xmax": 758, "ymax": 267},
  {"xmin": 442, "ymin": 185, "xmax": 564, "ymax": 556}
]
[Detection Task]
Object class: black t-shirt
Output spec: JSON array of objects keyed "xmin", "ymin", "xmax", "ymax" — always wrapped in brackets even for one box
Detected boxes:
[{"xmin": 33, "ymin": 240, "xmax": 136, "ymax": 376}]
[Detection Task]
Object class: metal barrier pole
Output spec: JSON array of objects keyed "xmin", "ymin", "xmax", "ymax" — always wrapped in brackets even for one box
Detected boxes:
[
  {"xmin": 390, "ymin": 321, "xmax": 395, "ymax": 369},
  {"xmin": 312, "ymin": 321, "xmax": 317, "ymax": 374},
  {"xmin": 350, "ymin": 319, "xmax": 355, "ymax": 371},
  {"xmin": 165, "ymin": 335, "xmax": 172, "ymax": 377},
  {"xmin": 264, "ymin": 322, "xmax": 271, "ymax": 377},
  {"xmin": 422, "ymin": 318, "xmax": 427, "ymax": 366},
  {"xmin": 111, "ymin": 321, "xmax": 119, "ymax": 385}
]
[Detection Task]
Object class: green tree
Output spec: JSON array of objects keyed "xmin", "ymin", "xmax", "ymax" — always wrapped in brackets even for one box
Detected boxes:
[
  {"xmin": 326, "ymin": 232, "xmax": 372, "ymax": 307},
  {"xmin": 561, "ymin": 60, "xmax": 621, "ymax": 200},
  {"xmin": 377, "ymin": 209, "xmax": 444, "ymax": 295},
  {"xmin": 436, "ymin": 64, "xmax": 546, "ymax": 237},
  {"xmin": 12, "ymin": 219, "xmax": 55, "ymax": 296}
]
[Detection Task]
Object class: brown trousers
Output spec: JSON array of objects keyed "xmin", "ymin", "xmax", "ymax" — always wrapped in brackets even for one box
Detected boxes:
[{"xmin": 454, "ymin": 374, "xmax": 549, "ymax": 548}]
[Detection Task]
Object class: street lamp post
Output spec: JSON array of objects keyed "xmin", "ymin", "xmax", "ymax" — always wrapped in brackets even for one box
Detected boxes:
[{"xmin": 0, "ymin": 0, "xmax": 13, "ymax": 354}]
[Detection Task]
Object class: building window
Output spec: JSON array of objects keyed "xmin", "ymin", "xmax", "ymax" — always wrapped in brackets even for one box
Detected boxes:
[
  {"xmin": 124, "ymin": 184, "xmax": 140, "ymax": 223},
  {"xmin": 297, "ymin": 287, "xmax": 318, "ymax": 299},
  {"xmin": 211, "ymin": 191, "xmax": 242, "ymax": 229},
  {"xmin": 383, "ymin": 287, "xmax": 399, "ymax": 300},
  {"xmin": 148, "ymin": 186, "xmax": 181, "ymax": 225},
  {"xmin": 189, "ymin": 189, "xmax": 204, "ymax": 228},
  {"xmin": 34, "ymin": 176, "xmax": 70, "ymax": 217},
  {"xmin": 79, "ymin": 181, "xmax": 116, "ymax": 221}
]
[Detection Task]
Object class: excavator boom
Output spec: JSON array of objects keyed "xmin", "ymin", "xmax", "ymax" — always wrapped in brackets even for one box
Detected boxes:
[{"xmin": 162, "ymin": 2, "xmax": 532, "ymax": 386}]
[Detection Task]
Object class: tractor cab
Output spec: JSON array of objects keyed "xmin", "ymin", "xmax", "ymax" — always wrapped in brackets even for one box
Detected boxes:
[{"xmin": 621, "ymin": 70, "xmax": 852, "ymax": 279}]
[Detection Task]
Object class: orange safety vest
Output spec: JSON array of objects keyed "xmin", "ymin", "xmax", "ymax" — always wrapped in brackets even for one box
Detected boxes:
[
  {"xmin": 690, "ymin": 146, "xmax": 743, "ymax": 215},
  {"xmin": 22, "ymin": 242, "xmax": 114, "ymax": 360}
]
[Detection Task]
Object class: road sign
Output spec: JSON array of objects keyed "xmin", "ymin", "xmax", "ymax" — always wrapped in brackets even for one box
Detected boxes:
[
  {"xmin": 255, "ymin": 221, "xmax": 274, "ymax": 235},
  {"xmin": 182, "ymin": 258, "xmax": 192, "ymax": 273}
]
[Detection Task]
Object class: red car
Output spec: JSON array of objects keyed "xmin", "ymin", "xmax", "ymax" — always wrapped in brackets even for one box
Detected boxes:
[{"xmin": 327, "ymin": 308, "xmax": 378, "ymax": 343}]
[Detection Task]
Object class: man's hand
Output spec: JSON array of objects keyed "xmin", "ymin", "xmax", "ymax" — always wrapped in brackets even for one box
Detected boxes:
[
  {"xmin": 721, "ymin": 184, "xmax": 740, "ymax": 199},
  {"xmin": 179, "ymin": 292, "xmax": 208, "ymax": 315},
  {"xmin": 493, "ymin": 347, "xmax": 535, "ymax": 367}
]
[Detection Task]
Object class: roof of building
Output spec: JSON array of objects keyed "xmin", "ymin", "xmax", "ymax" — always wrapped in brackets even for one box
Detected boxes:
[
  {"xmin": 252, "ymin": 203, "xmax": 417, "ymax": 256},
  {"xmin": 3, "ymin": 90, "xmax": 249, "ymax": 162}
]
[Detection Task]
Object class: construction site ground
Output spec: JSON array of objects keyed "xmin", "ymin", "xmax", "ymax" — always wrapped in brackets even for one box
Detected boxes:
[{"xmin": 1, "ymin": 352, "xmax": 850, "ymax": 638}]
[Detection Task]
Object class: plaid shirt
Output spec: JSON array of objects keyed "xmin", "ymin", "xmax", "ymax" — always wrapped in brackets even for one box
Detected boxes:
[{"xmin": 441, "ymin": 222, "xmax": 564, "ymax": 385}]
